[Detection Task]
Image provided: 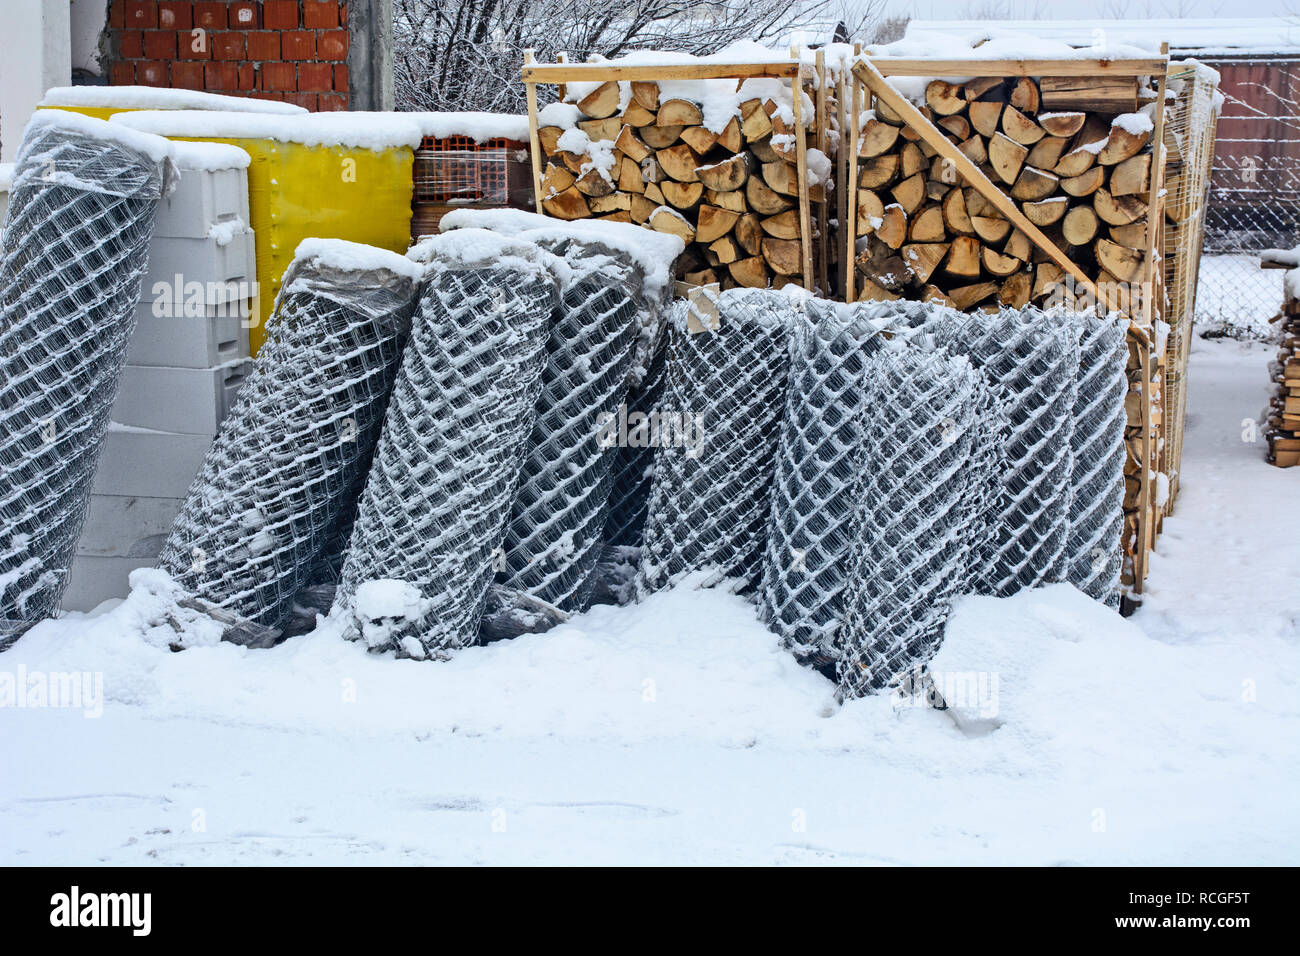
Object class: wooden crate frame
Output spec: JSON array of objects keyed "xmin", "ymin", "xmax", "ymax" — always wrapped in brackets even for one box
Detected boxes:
[
  {"xmin": 520, "ymin": 53, "xmax": 819, "ymax": 284},
  {"xmin": 846, "ymin": 51, "xmax": 1173, "ymax": 595}
]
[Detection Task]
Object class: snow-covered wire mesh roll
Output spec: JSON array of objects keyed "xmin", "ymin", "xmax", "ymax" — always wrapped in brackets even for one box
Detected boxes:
[
  {"xmin": 638, "ymin": 288, "xmax": 792, "ymax": 594},
  {"xmin": 1067, "ymin": 313, "xmax": 1128, "ymax": 607},
  {"xmin": 759, "ymin": 298, "xmax": 901, "ymax": 667},
  {"xmin": 498, "ymin": 237, "xmax": 640, "ymax": 611},
  {"xmin": 335, "ymin": 231, "xmax": 560, "ymax": 658},
  {"xmin": 836, "ymin": 341, "xmax": 985, "ymax": 700},
  {"xmin": 157, "ymin": 241, "xmax": 420, "ymax": 635},
  {"xmin": 923, "ymin": 307, "xmax": 1080, "ymax": 597},
  {"xmin": 0, "ymin": 115, "xmax": 172, "ymax": 646}
]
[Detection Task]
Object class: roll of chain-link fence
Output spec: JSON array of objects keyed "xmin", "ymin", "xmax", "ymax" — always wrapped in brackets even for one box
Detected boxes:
[
  {"xmin": 334, "ymin": 232, "xmax": 559, "ymax": 658},
  {"xmin": 836, "ymin": 340, "xmax": 985, "ymax": 700},
  {"xmin": 0, "ymin": 114, "xmax": 173, "ymax": 646},
  {"xmin": 921, "ymin": 307, "xmax": 1080, "ymax": 597},
  {"xmin": 498, "ymin": 237, "xmax": 640, "ymax": 611},
  {"xmin": 638, "ymin": 288, "xmax": 792, "ymax": 594},
  {"xmin": 156, "ymin": 241, "xmax": 420, "ymax": 637},
  {"xmin": 1067, "ymin": 314, "xmax": 1128, "ymax": 607},
  {"xmin": 758, "ymin": 298, "xmax": 902, "ymax": 668}
]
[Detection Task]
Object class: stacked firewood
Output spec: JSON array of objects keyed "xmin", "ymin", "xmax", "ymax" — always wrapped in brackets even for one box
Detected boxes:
[
  {"xmin": 854, "ymin": 74, "xmax": 1154, "ymax": 309},
  {"xmin": 1267, "ymin": 297, "xmax": 1300, "ymax": 468},
  {"xmin": 536, "ymin": 80, "xmax": 819, "ymax": 289}
]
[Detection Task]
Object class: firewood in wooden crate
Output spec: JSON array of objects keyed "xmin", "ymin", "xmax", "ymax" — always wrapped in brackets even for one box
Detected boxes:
[
  {"xmin": 1266, "ymin": 302, "xmax": 1300, "ymax": 467},
  {"xmin": 850, "ymin": 73, "xmax": 1156, "ymax": 309},
  {"xmin": 535, "ymin": 80, "xmax": 816, "ymax": 291}
]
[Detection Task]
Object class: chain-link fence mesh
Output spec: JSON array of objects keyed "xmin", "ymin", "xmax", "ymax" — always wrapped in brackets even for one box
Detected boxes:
[
  {"xmin": 335, "ymin": 234, "xmax": 559, "ymax": 658},
  {"xmin": 637, "ymin": 289, "xmax": 792, "ymax": 594},
  {"xmin": 0, "ymin": 117, "xmax": 171, "ymax": 646},
  {"xmin": 927, "ymin": 308, "xmax": 1080, "ymax": 597},
  {"xmin": 498, "ymin": 238, "xmax": 640, "ymax": 611},
  {"xmin": 836, "ymin": 341, "xmax": 985, "ymax": 700},
  {"xmin": 758, "ymin": 298, "xmax": 900, "ymax": 668},
  {"xmin": 1196, "ymin": 57, "xmax": 1290, "ymax": 337},
  {"xmin": 157, "ymin": 244, "xmax": 419, "ymax": 636},
  {"xmin": 1066, "ymin": 314, "xmax": 1128, "ymax": 607}
]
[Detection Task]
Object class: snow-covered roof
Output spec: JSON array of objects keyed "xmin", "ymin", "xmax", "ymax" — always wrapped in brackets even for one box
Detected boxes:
[{"xmin": 903, "ymin": 18, "xmax": 1300, "ymax": 57}]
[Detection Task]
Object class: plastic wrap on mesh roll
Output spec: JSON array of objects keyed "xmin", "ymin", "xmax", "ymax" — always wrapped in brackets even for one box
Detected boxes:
[
  {"xmin": 638, "ymin": 288, "xmax": 793, "ymax": 594},
  {"xmin": 1067, "ymin": 313, "xmax": 1128, "ymax": 607},
  {"xmin": 920, "ymin": 307, "xmax": 1081, "ymax": 597},
  {"xmin": 0, "ymin": 113, "xmax": 173, "ymax": 647},
  {"xmin": 836, "ymin": 339, "xmax": 986, "ymax": 700},
  {"xmin": 334, "ymin": 230, "xmax": 561, "ymax": 658},
  {"xmin": 156, "ymin": 240, "xmax": 421, "ymax": 637},
  {"xmin": 759, "ymin": 298, "xmax": 903, "ymax": 668},
  {"xmin": 499, "ymin": 236, "xmax": 641, "ymax": 612},
  {"xmin": 436, "ymin": 207, "xmax": 683, "ymax": 388}
]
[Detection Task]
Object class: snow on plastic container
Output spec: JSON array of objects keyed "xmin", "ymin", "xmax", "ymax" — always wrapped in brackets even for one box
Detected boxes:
[
  {"xmin": 37, "ymin": 86, "xmax": 308, "ymax": 121},
  {"xmin": 110, "ymin": 110, "xmax": 421, "ymax": 354}
]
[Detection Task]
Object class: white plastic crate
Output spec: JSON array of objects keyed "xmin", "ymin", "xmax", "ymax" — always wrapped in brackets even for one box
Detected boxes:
[
  {"xmin": 142, "ymin": 230, "xmax": 256, "ymax": 306},
  {"xmin": 154, "ymin": 166, "xmax": 249, "ymax": 239},
  {"xmin": 126, "ymin": 301, "xmax": 250, "ymax": 368},
  {"xmin": 92, "ymin": 427, "xmax": 213, "ymax": 499},
  {"xmin": 112, "ymin": 361, "xmax": 252, "ymax": 435}
]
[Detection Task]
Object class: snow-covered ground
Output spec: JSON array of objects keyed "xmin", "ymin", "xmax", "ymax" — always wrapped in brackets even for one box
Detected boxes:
[{"xmin": 0, "ymin": 336, "xmax": 1296, "ymax": 866}]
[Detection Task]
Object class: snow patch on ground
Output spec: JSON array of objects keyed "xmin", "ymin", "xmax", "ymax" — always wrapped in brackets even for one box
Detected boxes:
[{"xmin": 0, "ymin": 339, "xmax": 1294, "ymax": 865}]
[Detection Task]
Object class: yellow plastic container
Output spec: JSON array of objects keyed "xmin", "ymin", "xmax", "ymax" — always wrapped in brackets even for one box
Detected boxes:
[
  {"xmin": 167, "ymin": 135, "xmax": 413, "ymax": 353},
  {"xmin": 67, "ymin": 104, "xmax": 417, "ymax": 355}
]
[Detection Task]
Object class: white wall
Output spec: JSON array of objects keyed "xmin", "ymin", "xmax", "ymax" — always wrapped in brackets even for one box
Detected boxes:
[
  {"xmin": 0, "ymin": 1, "xmax": 72, "ymax": 163},
  {"xmin": 70, "ymin": 0, "xmax": 107, "ymax": 76}
]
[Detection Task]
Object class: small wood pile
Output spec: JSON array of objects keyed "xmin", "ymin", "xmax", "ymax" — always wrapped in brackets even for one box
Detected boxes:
[
  {"xmin": 1267, "ymin": 295, "xmax": 1300, "ymax": 468},
  {"xmin": 535, "ymin": 80, "xmax": 819, "ymax": 289},
  {"xmin": 853, "ymin": 73, "xmax": 1154, "ymax": 310}
]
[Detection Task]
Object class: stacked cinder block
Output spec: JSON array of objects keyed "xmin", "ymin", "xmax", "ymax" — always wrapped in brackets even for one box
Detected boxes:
[{"xmin": 63, "ymin": 143, "xmax": 257, "ymax": 610}]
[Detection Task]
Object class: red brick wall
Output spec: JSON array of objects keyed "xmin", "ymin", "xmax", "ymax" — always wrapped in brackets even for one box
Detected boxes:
[{"xmin": 108, "ymin": 1, "xmax": 350, "ymax": 111}]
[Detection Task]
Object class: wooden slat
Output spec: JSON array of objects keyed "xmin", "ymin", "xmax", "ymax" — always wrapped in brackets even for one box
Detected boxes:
[
  {"xmin": 851, "ymin": 58, "xmax": 1104, "ymax": 304},
  {"xmin": 836, "ymin": 66, "xmax": 850, "ymax": 298},
  {"xmin": 815, "ymin": 48, "xmax": 829, "ymax": 295},
  {"xmin": 792, "ymin": 60, "xmax": 814, "ymax": 282},
  {"xmin": 522, "ymin": 62, "xmax": 807, "ymax": 82},
  {"xmin": 523, "ymin": 50, "xmax": 544, "ymax": 215},
  {"xmin": 870, "ymin": 57, "xmax": 1167, "ymax": 77},
  {"xmin": 847, "ymin": 44, "xmax": 861, "ymax": 302}
]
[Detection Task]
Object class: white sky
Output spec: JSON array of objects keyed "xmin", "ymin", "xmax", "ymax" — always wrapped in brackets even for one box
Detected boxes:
[{"xmin": 882, "ymin": 0, "xmax": 1298, "ymax": 17}]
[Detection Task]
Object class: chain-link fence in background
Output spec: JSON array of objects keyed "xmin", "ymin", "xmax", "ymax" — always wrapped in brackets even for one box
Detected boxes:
[
  {"xmin": 1196, "ymin": 56, "xmax": 1298, "ymax": 337},
  {"xmin": 0, "ymin": 115, "xmax": 170, "ymax": 647},
  {"xmin": 335, "ymin": 235, "xmax": 558, "ymax": 658},
  {"xmin": 158, "ymin": 242, "xmax": 420, "ymax": 637},
  {"xmin": 637, "ymin": 290, "xmax": 793, "ymax": 595}
]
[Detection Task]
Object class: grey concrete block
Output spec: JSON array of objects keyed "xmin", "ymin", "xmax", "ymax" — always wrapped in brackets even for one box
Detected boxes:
[
  {"xmin": 126, "ymin": 302, "xmax": 250, "ymax": 369},
  {"xmin": 142, "ymin": 231, "xmax": 256, "ymax": 308},
  {"xmin": 112, "ymin": 361, "xmax": 252, "ymax": 435},
  {"xmin": 61, "ymin": 555, "xmax": 154, "ymax": 612},
  {"xmin": 77, "ymin": 494, "xmax": 185, "ymax": 559},
  {"xmin": 93, "ymin": 427, "xmax": 212, "ymax": 499}
]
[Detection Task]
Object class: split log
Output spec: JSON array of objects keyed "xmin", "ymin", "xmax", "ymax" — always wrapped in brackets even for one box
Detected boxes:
[
  {"xmin": 1063, "ymin": 205, "xmax": 1099, "ymax": 245},
  {"xmin": 876, "ymin": 203, "xmax": 908, "ymax": 249},
  {"xmin": 696, "ymin": 153, "xmax": 750, "ymax": 192},
  {"xmin": 695, "ymin": 204, "xmax": 740, "ymax": 243},
  {"xmin": 658, "ymin": 99, "xmax": 703, "ymax": 126},
  {"xmin": 662, "ymin": 181, "xmax": 704, "ymax": 209},
  {"xmin": 762, "ymin": 237, "xmax": 802, "ymax": 275},
  {"xmin": 989, "ymin": 133, "xmax": 1029, "ymax": 185},
  {"xmin": 945, "ymin": 236, "xmax": 982, "ymax": 278},
  {"xmin": 926, "ymin": 80, "xmax": 967, "ymax": 115},
  {"xmin": 578, "ymin": 82, "xmax": 620, "ymax": 119},
  {"xmin": 656, "ymin": 144, "xmax": 701, "ymax": 182},
  {"xmin": 1022, "ymin": 197, "xmax": 1068, "ymax": 226},
  {"xmin": 746, "ymin": 175, "xmax": 793, "ymax": 215},
  {"xmin": 649, "ymin": 206, "xmax": 695, "ymax": 242},
  {"xmin": 1040, "ymin": 75, "xmax": 1140, "ymax": 113},
  {"xmin": 760, "ymin": 209, "xmax": 801, "ymax": 240}
]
